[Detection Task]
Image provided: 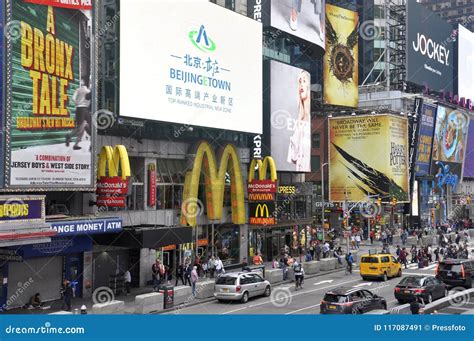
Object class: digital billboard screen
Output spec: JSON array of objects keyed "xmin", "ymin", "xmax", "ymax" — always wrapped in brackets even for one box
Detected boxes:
[
  {"xmin": 431, "ymin": 105, "xmax": 469, "ymax": 178},
  {"xmin": 458, "ymin": 25, "xmax": 474, "ymax": 100},
  {"xmin": 120, "ymin": 0, "xmax": 263, "ymax": 134},
  {"xmin": 6, "ymin": 0, "xmax": 94, "ymax": 188},
  {"xmin": 462, "ymin": 119, "xmax": 474, "ymax": 178},
  {"xmin": 270, "ymin": 61, "xmax": 311, "ymax": 173},
  {"xmin": 329, "ymin": 115, "xmax": 409, "ymax": 202},
  {"xmin": 406, "ymin": 1, "xmax": 455, "ymax": 93},
  {"xmin": 414, "ymin": 103, "xmax": 437, "ymax": 177}
]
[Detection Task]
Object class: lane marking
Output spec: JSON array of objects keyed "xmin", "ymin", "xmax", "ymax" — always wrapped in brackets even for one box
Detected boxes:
[
  {"xmin": 314, "ymin": 280, "xmax": 334, "ymax": 285},
  {"xmin": 353, "ymin": 282, "xmax": 373, "ymax": 287},
  {"xmin": 221, "ymin": 278, "xmax": 361, "ymax": 315}
]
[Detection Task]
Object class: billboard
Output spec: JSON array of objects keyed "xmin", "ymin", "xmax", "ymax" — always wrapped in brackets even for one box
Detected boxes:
[
  {"xmin": 329, "ymin": 115, "xmax": 409, "ymax": 202},
  {"xmin": 248, "ymin": 0, "xmax": 325, "ymax": 49},
  {"xmin": 5, "ymin": 0, "xmax": 94, "ymax": 189},
  {"xmin": 120, "ymin": 0, "xmax": 262, "ymax": 134},
  {"xmin": 458, "ymin": 25, "xmax": 474, "ymax": 100},
  {"xmin": 323, "ymin": 4, "xmax": 359, "ymax": 107},
  {"xmin": 414, "ymin": 103, "xmax": 437, "ymax": 177},
  {"xmin": 270, "ymin": 61, "xmax": 311, "ymax": 172},
  {"xmin": 406, "ymin": 1, "xmax": 455, "ymax": 93},
  {"xmin": 431, "ymin": 105, "xmax": 470, "ymax": 178},
  {"xmin": 464, "ymin": 120, "xmax": 474, "ymax": 178}
]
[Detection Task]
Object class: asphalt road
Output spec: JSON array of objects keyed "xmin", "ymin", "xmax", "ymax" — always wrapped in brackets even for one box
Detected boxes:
[{"xmin": 166, "ymin": 261, "xmax": 439, "ymax": 315}]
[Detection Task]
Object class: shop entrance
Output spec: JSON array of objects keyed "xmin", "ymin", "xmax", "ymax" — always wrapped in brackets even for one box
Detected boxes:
[{"xmin": 64, "ymin": 254, "xmax": 83, "ymax": 298}]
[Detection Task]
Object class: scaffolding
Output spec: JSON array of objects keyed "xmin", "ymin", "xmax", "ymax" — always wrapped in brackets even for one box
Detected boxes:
[{"xmin": 385, "ymin": 0, "xmax": 407, "ymax": 91}]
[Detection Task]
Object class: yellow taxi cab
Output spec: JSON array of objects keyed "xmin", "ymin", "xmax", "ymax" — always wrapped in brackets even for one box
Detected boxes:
[{"xmin": 359, "ymin": 253, "xmax": 402, "ymax": 281}]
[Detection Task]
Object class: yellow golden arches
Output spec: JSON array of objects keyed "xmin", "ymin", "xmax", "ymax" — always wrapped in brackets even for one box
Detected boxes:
[
  {"xmin": 180, "ymin": 141, "xmax": 246, "ymax": 227},
  {"xmin": 248, "ymin": 157, "xmax": 277, "ymax": 182},
  {"xmin": 97, "ymin": 145, "xmax": 131, "ymax": 180}
]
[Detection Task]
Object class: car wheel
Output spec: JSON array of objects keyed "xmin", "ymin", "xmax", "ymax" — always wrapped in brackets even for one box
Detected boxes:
[
  {"xmin": 427, "ymin": 294, "xmax": 433, "ymax": 304},
  {"xmin": 397, "ymin": 269, "xmax": 402, "ymax": 277},
  {"xmin": 382, "ymin": 273, "xmax": 388, "ymax": 282},
  {"xmin": 240, "ymin": 291, "xmax": 249, "ymax": 304},
  {"xmin": 264, "ymin": 286, "xmax": 271, "ymax": 297}
]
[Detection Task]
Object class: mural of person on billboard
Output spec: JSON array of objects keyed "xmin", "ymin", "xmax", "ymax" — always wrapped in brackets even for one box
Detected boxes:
[
  {"xmin": 66, "ymin": 77, "xmax": 92, "ymax": 151},
  {"xmin": 271, "ymin": 0, "xmax": 325, "ymax": 48},
  {"xmin": 270, "ymin": 61, "xmax": 311, "ymax": 173},
  {"xmin": 287, "ymin": 70, "xmax": 311, "ymax": 171}
]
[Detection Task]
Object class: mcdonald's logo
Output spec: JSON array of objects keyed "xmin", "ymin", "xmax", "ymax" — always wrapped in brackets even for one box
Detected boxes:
[
  {"xmin": 180, "ymin": 141, "xmax": 245, "ymax": 227},
  {"xmin": 96, "ymin": 145, "xmax": 131, "ymax": 207},
  {"xmin": 255, "ymin": 204, "xmax": 270, "ymax": 218},
  {"xmin": 249, "ymin": 202, "xmax": 276, "ymax": 226},
  {"xmin": 248, "ymin": 157, "xmax": 277, "ymax": 182}
]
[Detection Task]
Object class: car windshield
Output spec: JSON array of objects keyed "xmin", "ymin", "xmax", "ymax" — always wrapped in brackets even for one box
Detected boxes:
[
  {"xmin": 398, "ymin": 277, "xmax": 424, "ymax": 286},
  {"xmin": 215, "ymin": 277, "xmax": 236, "ymax": 285},
  {"xmin": 323, "ymin": 294, "xmax": 347, "ymax": 303},
  {"xmin": 439, "ymin": 264, "xmax": 462, "ymax": 272},
  {"xmin": 361, "ymin": 257, "xmax": 379, "ymax": 263}
]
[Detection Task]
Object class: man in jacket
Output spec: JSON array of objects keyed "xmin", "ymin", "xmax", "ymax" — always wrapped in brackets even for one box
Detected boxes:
[{"xmin": 151, "ymin": 259, "xmax": 161, "ymax": 291}]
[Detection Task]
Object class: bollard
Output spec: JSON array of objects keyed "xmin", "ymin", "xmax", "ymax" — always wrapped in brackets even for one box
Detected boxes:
[
  {"xmin": 73, "ymin": 308, "xmax": 80, "ymax": 315},
  {"xmin": 80, "ymin": 305, "xmax": 87, "ymax": 315}
]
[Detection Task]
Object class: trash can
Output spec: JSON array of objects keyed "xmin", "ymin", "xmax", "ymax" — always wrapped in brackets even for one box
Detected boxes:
[
  {"xmin": 243, "ymin": 265, "xmax": 265, "ymax": 278},
  {"xmin": 159, "ymin": 285, "xmax": 174, "ymax": 309}
]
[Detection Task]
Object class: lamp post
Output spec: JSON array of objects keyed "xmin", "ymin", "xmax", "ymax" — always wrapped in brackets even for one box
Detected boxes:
[{"xmin": 321, "ymin": 162, "xmax": 329, "ymax": 242}]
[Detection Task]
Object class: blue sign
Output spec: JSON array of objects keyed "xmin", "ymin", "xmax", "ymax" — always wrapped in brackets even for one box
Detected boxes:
[
  {"xmin": 12, "ymin": 236, "xmax": 93, "ymax": 259},
  {"xmin": 50, "ymin": 217, "xmax": 122, "ymax": 236},
  {"xmin": 415, "ymin": 104, "xmax": 437, "ymax": 176}
]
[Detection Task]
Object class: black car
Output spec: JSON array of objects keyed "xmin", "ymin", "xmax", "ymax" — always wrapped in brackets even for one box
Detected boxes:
[
  {"xmin": 436, "ymin": 259, "xmax": 474, "ymax": 288},
  {"xmin": 320, "ymin": 287, "xmax": 387, "ymax": 314},
  {"xmin": 394, "ymin": 276, "xmax": 447, "ymax": 304}
]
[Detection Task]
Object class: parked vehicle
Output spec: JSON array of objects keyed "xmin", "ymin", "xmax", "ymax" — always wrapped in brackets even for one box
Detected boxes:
[
  {"xmin": 214, "ymin": 272, "xmax": 271, "ymax": 303},
  {"xmin": 320, "ymin": 287, "xmax": 387, "ymax": 314},
  {"xmin": 436, "ymin": 259, "xmax": 474, "ymax": 288},
  {"xmin": 394, "ymin": 275, "xmax": 448, "ymax": 304}
]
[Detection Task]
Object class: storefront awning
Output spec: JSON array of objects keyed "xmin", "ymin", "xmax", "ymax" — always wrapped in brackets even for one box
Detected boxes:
[{"xmin": 0, "ymin": 222, "xmax": 55, "ymax": 247}]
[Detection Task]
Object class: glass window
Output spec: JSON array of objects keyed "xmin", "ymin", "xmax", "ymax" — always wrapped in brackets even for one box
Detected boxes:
[
  {"xmin": 323, "ymin": 294, "xmax": 347, "ymax": 303},
  {"xmin": 312, "ymin": 133, "xmax": 321, "ymax": 149},
  {"xmin": 216, "ymin": 276, "xmax": 236, "ymax": 285},
  {"xmin": 311, "ymin": 156, "xmax": 321, "ymax": 173},
  {"xmin": 361, "ymin": 257, "xmax": 379, "ymax": 263},
  {"xmin": 215, "ymin": 225, "xmax": 240, "ymax": 266}
]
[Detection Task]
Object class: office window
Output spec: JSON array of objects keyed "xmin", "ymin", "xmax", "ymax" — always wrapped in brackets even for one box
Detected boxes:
[
  {"xmin": 311, "ymin": 156, "xmax": 321, "ymax": 173},
  {"xmin": 312, "ymin": 132, "xmax": 321, "ymax": 149}
]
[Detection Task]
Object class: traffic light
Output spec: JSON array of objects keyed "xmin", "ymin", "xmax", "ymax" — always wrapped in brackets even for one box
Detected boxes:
[
  {"xmin": 377, "ymin": 198, "xmax": 382, "ymax": 206},
  {"xmin": 391, "ymin": 198, "xmax": 397, "ymax": 206}
]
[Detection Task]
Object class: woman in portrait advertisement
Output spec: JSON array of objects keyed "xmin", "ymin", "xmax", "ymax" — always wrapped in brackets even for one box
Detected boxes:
[{"xmin": 287, "ymin": 70, "xmax": 311, "ymax": 172}]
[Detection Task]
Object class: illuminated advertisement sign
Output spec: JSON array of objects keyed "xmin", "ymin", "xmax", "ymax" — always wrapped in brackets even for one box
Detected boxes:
[
  {"xmin": 324, "ymin": 4, "xmax": 359, "ymax": 107},
  {"xmin": 0, "ymin": 196, "xmax": 45, "ymax": 223},
  {"xmin": 5, "ymin": 0, "xmax": 94, "ymax": 188},
  {"xmin": 249, "ymin": 202, "xmax": 276, "ymax": 225},
  {"xmin": 458, "ymin": 25, "xmax": 474, "ymax": 101},
  {"xmin": 414, "ymin": 103, "xmax": 437, "ymax": 177},
  {"xmin": 463, "ymin": 120, "xmax": 474, "ymax": 178},
  {"xmin": 329, "ymin": 115, "xmax": 409, "ymax": 202},
  {"xmin": 120, "ymin": 0, "xmax": 262, "ymax": 134}
]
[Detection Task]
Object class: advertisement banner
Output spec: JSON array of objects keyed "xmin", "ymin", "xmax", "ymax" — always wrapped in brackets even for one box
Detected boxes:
[
  {"xmin": 329, "ymin": 115, "xmax": 409, "ymax": 202},
  {"xmin": 458, "ymin": 25, "xmax": 474, "ymax": 101},
  {"xmin": 148, "ymin": 164, "xmax": 157, "ymax": 207},
  {"xmin": 463, "ymin": 120, "xmax": 474, "ymax": 178},
  {"xmin": 249, "ymin": 202, "xmax": 276, "ymax": 225},
  {"xmin": 120, "ymin": 0, "xmax": 262, "ymax": 134},
  {"xmin": 0, "ymin": 196, "xmax": 45, "ymax": 223},
  {"xmin": 414, "ymin": 103, "xmax": 437, "ymax": 177},
  {"xmin": 270, "ymin": 60, "xmax": 311, "ymax": 172},
  {"xmin": 6, "ymin": 0, "xmax": 94, "ymax": 188},
  {"xmin": 406, "ymin": 1, "xmax": 455, "ymax": 93},
  {"xmin": 247, "ymin": 0, "xmax": 325, "ymax": 49},
  {"xmin": 324, "ymin": 4, "xmax": 359, "ymax": 107},
  {"xmin": 431, "ymin": 105, "xmax": 469, "ymax": 178},
  {"xmin": 23, "ymin": 0, "xmax": 92, "ymax": 10}
]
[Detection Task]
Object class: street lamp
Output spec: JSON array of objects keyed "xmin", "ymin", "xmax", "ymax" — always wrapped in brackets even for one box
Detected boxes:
[{"xmin": 320, "ymin": 162, "xmax": 329, "ymax": 241}]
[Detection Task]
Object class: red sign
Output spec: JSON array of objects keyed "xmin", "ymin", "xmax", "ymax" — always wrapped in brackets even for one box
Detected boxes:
[
  {"xmin": 23, "ymin": 0, "xmax": 93, "ymax": 10},
  {"xmin": 148, "ymin": 166, "xmax": 157, "ymax": 207},
  {"xmin": 247, "ymin": 180, "xmax": 277, "ymax": 194},
  {"xmin": 96, "ymin": 177, "xmax": 129, "ymax": 195},
  {"xmin": 97, "ymin": 196, "xmax": 126, "ymax": 208}
]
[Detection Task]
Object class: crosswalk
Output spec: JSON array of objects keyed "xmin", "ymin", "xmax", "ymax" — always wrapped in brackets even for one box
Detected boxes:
[{"xmin": 403, "ymin": 262, "xmax": 438, "ymax": 270}]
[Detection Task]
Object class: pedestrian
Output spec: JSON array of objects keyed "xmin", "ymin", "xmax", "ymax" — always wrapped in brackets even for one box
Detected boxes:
[
  {"xmin": 323, "ymin": 241, "xmax": 330, "ymax": 258},
  {"xmin": 351, "ymin": 235, "xmax": 356, "ymax": 249},
  {"xmin": 215, "ymin": 257, "xmax": 224, "ymax": 276},
  {"xmin": 60, "ymin": 279, "xmax": 73, "ymax": 311},
  {"xmin": 165, "ymin": 265, "xmax": 173, "ymax": 284},
  {"xmin": 272, "ymin": 258, "xmax": 279, "ymax": 269},
  {"xmin": 399, "ymin": 248, "xmax": 408, "ymax": 269},
  {"xmin": 208, "ymin": 256, "xmax": 215, "ymax": 278},
  {"xmin": 124, "ymin": 269, "xmax": 132, "ymax": 295},
  {"xmin": 184, "ymin": 263, "xmax": 192, "ymax": 286},
  {"xmin": 175, "ymin": 262, "xmax": 185, "ymax": 286},
  {"xmin": 355, "ymin": 234, "xmax": 361, "ymax": 249},
  {"xmin": 151, "ymin": 259, "xmax": 161, "ymax": 291},
  {"xmin": 309, "ymin": 244, "xmax": 315, "ymax": 259},
  {"xmin": 191, "ymin": 266, "xmax": 198, "ymax": 297},
  {"xmin": 370, "ymin": 230, "xmax": 375, "ymax": 244},
  {"xmin": 315, "ymin": 242, "xmax": 322, "ymax": 261},
  {"xmin": 241, "ymin": 257, "xmax": 248, "ymax": 271},
  {"xmin": 345, "ymin": 253, "xmax": 354, "ymax": 275},
  {"xmin": 410, "ymin": 296, "xmax": 423, "ymax": 315},
  {"xmin": 253, "ymin": 252, "xmax": 263, "ymax": 265}
]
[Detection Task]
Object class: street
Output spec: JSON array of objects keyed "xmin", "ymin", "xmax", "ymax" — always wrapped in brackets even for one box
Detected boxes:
[{"xmin": 166, "ymin": 259, "xmax": 439, "ymax": 315}]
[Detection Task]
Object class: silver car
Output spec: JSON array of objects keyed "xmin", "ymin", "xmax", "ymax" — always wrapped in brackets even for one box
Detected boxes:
[{"xmin": 214, "ymin": 272, "xmax": 271, "ymax": 303}]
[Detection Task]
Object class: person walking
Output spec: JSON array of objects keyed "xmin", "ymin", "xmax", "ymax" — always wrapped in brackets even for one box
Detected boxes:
[
  {"xmin": 370, "ymin": 230, "xmax": 375, "ymax": 245},
  {"xmin": 253, "ymin": 253, "xmax": 263, "ymax": 266},
  {"xmin": 175, "ymin": 262, "xmax": 185, "ymax": 286},
  {"xmin": 208, "ymin": 257, "xmax": 216, "ymax": 279},
  {"xmin": 315, "ymin": 241, "xmax": 322, "ymax": 261},
  {"xmin": 215, "ymin": 257, "xmax": 224, "ymax": 276},
  {"xmin": 184, "ymin": 263, "xmax": 192, "ymax": 286},
  {"xmin": 191, "ymin": 266, "xmax": 198, "ymax": 297},
  {"xmin": 399, "ymin": 248, "xmax": 408, "ymax": 269},
  {"xmin": 124, "ymin": 269, "xmax": 132, "ymax": 295},
  {"xmin": 345, "ymin": 253, "xmax": 354, "ymax": 275},
  {"xmin": 355, "ymin": 234, "xmax": 361, "ymax": 249},
  {"xmin": 60, "ymin": 279, "xmax": 73, "ymax": 311},
  {"xmin": 151, "ymin": 259, "xmax": 161, "ymax": 291}
]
